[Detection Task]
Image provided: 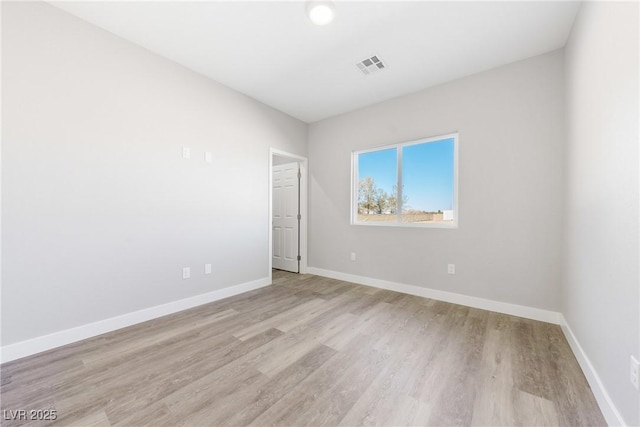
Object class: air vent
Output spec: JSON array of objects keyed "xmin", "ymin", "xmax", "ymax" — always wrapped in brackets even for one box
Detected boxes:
[{"xmin": 356, "ymin": 55, "xmax": 386, "ymax": 75}]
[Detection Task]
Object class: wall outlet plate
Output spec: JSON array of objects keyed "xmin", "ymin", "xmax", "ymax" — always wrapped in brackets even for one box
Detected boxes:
[
  {"xmin": 182, "ymin": 267, "xmax": 190, "ymax": 279},
  {"xmin": 182, "ymin": 146, "xmax": 191, "ymax": 159},
  {"xmin": 350, "ymin": 252, "xmax": 356, "ymax": 262},
  {"xmin": 205, "ymin": 263, "xmax": 212, "ymax": 275},
  {"xmin": 447, "ymin": 264, "xmax": 455, "ymax": 274}
]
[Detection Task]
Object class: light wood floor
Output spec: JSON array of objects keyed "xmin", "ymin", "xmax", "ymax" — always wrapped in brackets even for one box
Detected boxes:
[{"xmin": 1, "ymin": 271, "xmax": 606, "ymax": 426}]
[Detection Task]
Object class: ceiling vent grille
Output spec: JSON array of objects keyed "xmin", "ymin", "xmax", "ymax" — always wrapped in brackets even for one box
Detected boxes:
[{"xmin": 356, "ymin": 55, "xmax": 386, "ymax": 75}]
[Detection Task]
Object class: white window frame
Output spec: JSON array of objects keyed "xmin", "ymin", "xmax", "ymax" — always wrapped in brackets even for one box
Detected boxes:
[{"xmin": 351, "ymin": 132, "xmax": 459, "ymax": 229}]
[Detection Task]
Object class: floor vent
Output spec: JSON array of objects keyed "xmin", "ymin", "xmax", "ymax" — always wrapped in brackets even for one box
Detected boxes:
[{"xmin": 356, "ymin": 55, "xmax": 386, "ymax": 75}]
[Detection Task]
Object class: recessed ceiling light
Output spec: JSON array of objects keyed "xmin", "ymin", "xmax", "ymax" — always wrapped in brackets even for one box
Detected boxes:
[{"xmin": 307, "ymin": 1, "xmax": 335, "ymax": 26}]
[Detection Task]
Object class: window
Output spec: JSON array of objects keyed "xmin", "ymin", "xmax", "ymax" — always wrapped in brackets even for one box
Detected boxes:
[{"xmin": 352, "ymin": 133, "xmax": 458, "ymax": 227}]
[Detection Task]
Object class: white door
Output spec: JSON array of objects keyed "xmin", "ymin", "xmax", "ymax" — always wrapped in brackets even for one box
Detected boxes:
[{"xmin": 272, "ymin": 162, "xmax": 300, "ymax": 273}]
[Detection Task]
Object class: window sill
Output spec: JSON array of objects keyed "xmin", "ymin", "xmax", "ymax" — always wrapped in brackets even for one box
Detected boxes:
[{"xmin": 351, "ymin": 221, "xmax": 458, "ymax": 229}]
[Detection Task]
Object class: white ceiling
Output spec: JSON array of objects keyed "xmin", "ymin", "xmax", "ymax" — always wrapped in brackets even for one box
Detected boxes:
[{"xmin": 50, "ymin": 1, "xmax": 581, "ymax": 123}]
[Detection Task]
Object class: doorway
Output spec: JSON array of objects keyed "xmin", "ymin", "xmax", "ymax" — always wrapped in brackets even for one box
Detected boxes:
[{"xmin": 269, "ymin": 149, "xmax": 308, "ymax": 279}]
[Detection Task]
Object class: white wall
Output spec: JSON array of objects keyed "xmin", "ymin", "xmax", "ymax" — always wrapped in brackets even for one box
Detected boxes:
[
  {"xmin": 1, "ymin": 2, "xmax": 307, "ymax": 347},
  {"xmin": 563, "ymin": 2, "xmax": 639, "ymax": 425},
  {"xmin": 4, "ymin": 5, "xmax": 638, "ymax": 423},
  {"xmin": 308, "ymin": 51, "xmax": 565, "ymax": 312}
]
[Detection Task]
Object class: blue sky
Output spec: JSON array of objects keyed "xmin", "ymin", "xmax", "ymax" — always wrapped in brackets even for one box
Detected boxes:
[{"xmin": 358, "ymin": 138, "xmax": 454, "ymax": 212}]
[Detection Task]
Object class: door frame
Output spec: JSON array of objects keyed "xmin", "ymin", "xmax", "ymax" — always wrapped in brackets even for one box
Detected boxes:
[{"xmin": 268, "ymin": 148, "xmax": 308, "ymax": 282}]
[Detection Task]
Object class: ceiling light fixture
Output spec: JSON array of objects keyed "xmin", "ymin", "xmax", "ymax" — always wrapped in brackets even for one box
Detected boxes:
[{"xmin": 307, "ymin": 1, "xmax": 335, "ymax": 26}]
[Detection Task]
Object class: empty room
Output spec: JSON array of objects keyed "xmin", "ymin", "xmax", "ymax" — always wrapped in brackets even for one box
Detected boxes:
[{"xmin": 1, "ymin": 1, "xmax": 638, "ymax": 426}]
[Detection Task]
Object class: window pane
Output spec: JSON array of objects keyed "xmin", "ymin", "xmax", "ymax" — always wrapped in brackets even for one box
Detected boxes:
[
  {"xmin": 357, "ymin": 148, "xmax": 397, "ymax": 223},
  {"xmin": 401, "ymin": 138, "xmax": 455, "ymax": 224}
]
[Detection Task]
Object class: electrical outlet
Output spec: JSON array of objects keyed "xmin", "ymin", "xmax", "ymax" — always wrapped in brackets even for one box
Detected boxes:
[
  {"xmin": 205, "ymin": 152, "xmax": 212, "ymax": 163},
  {"xmin": 447, "ymin": 264, "xmax": 455, "ymax": 274},
  {"xmin": 182, "ymin": 146, "xmax": 191, "ymax": 159},
  {"xmin": 205, "ymin": 263, "xmax": 212, "ymax": 275},
  {"xmin": 631, "ymin": 355, "xmax": 639, "ymax": 390},
  {"xmin": 350, "ymin": 252, "xmax": 356, "ymax": 262},
  {"xmin": 182, "ymin": 267, "xmax": 190, "ymax": 279}
]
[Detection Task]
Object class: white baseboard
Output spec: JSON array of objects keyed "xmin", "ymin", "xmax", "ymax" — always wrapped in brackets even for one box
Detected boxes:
[
  {"xmin": 560, "ymin": 316, "xmax": 627, "ymax": 427},
  {"xmin": 1, "ymin": 277, "xmax": 271, "ymax": 364},
  {"xmin": 307, "ymin": 267, "xmax": 561, "ymax": 324},
  {"xmin": 1, "ymin": 268, "xmax": 626, "ymax": 426},
  {"xmin": 307, "ymin": 267, "xmax": 623, "ymax": 425}
]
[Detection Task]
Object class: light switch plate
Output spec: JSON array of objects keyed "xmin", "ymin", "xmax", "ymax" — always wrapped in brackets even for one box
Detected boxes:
[{"xmin": 631, "ymin": 355, "xmax": 639, "ymax": 390}]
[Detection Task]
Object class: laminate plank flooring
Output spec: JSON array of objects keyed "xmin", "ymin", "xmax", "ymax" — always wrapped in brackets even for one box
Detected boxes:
[{"xmin": 1, "ymin": 270, "xmax": 606, "ymax": 426}]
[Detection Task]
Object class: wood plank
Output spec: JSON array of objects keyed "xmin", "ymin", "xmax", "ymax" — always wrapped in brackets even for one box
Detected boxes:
[{"xmin": 0, "ymin": 270, "xmax": 606, "ymax": 427}]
